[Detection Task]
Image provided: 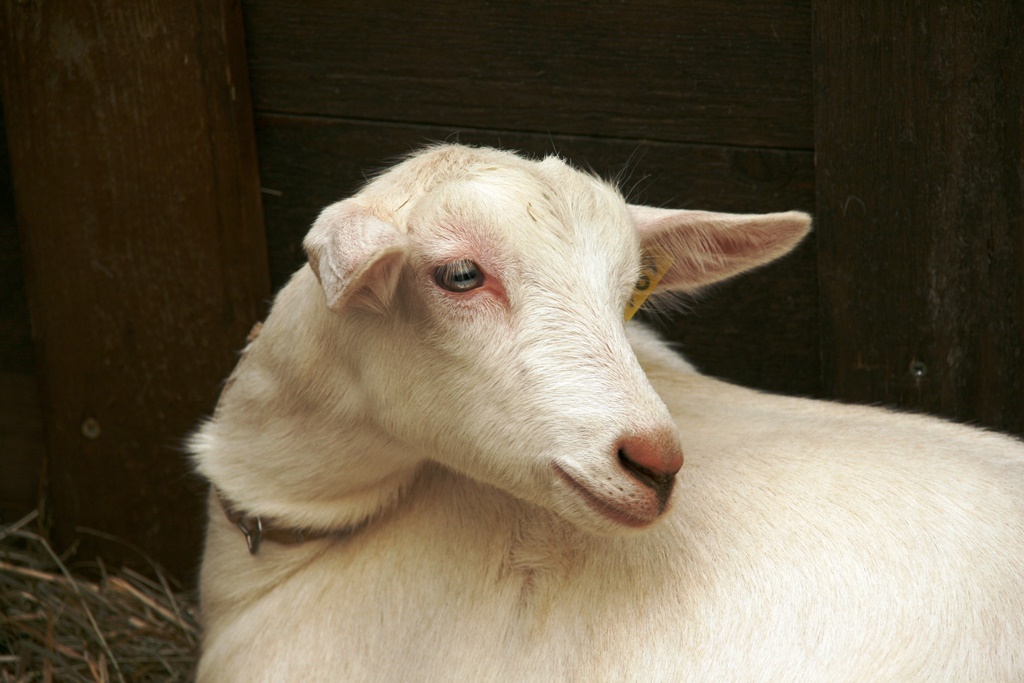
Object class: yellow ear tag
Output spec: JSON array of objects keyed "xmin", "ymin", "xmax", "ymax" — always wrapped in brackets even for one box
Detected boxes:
[{"xmin": 624, "ymin": 249, "xmax": 674, "ymax": 321}]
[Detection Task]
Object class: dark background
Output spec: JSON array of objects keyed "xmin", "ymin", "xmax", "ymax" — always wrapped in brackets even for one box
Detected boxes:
[{"xmin": 1, "ymin": 1, "xmax": 1021, "ymax": 583}]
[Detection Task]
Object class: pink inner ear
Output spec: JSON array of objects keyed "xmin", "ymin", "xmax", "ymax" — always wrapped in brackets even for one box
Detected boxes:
[
  {"xmin": 303, "ymin": 201, "xmax": 408, "ymax": 312},
  {"xmin": 630, "ymin": 206, "xmax": 811, "ymax": 292}
]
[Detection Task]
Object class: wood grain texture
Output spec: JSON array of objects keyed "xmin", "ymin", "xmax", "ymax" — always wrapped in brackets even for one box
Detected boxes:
[
  {"xmin": 242, "ymin": 0, "xmax": 813, "ymax": 149},
  {"xmin": 254, "ymin": 115, "xmax": 820, "ymax": 396},
  {"xmin": 1, "ymin": 1, "xmax": 270, "ymax": 579},
  {"xmin": 814, "ymin": 2, "xmax": 1024, "ymax": 434}
]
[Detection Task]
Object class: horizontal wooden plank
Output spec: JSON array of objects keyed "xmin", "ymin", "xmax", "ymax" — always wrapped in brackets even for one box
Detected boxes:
[
  {"xmin": 243, "ymin": 0, "xmax": 813, "ymax": 149},
  {"xmin": 814, "ymin": 1, "xmax": 1023, "ymax": 435},
  {"xmin": 2, "ymin": 1, "xmax": 270, "ymax": 580},
  {"xmin": 254, "ymin": 115, "xmax": 820, "ymax": 396}
]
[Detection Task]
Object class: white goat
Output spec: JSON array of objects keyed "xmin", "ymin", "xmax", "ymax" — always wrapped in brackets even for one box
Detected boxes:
[{"xmin": 192, "ymin": 144, "xmax": 1024, "ymax": 682}]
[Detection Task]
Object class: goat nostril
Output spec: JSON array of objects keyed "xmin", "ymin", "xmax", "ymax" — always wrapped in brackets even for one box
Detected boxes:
[
  {"xmin": 617, "ymin": 447, "xmax": 676, "ymax": 511},
  {"xmin": 616, "ymin": 433, "xmax": 683, "ymax": 511},
  {"xmin": 618, "ymin": 448, "xmax": 672, "ymax": 492},
  {"xmin": 616, "ymin": 433, "xmax": 683, "ymax": 478},
  {"xmin": 618, "ymin": 448, "xmax": 656, "ymax": 487}
]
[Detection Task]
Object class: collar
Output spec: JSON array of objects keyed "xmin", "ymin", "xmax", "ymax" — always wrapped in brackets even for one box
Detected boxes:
[
  {"xmin": 216, "ymin": 489, "xmax": 333, "ymax": 555},
  {"xmin": 213, "ymin": 322, "xmax": 338, "ymax": 555}
]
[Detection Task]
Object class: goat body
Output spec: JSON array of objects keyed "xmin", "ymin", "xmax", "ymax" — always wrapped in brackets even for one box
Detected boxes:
[{"xmin": 192, "ymin": 145, "xmax": 1024, "ymax": 681}]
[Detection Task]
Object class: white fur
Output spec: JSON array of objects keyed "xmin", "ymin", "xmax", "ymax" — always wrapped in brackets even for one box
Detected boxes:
[{"xmin": 192, "ymin": 145, "xmax": 1024, "ymax": 682}]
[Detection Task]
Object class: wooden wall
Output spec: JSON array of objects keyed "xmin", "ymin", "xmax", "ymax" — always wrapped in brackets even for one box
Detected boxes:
[
  {"xmin": 1, "ymin": 2, "xmax": 270, "ymax": 581},
  {"xmin": 0, "ymin": 0, "xmax": 1020, "ymax": 583},
  {"xmin": 815, "ymin": 1, "xmax": 1023, "ymax": 434}
]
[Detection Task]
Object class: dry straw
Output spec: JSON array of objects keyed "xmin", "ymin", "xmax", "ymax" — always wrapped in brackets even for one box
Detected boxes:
[{"xmin": 0, "ymin": 511, "xmax": 199, "ymax": 682}]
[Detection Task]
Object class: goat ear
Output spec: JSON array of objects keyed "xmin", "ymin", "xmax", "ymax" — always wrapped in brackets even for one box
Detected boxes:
[
  {"xmin": 303, "ymin": 200, "xmax": 408, "ymax": 312},
  {"xmin": 629, "ymin": 206, "xmax": 811, "ymax": 292}
]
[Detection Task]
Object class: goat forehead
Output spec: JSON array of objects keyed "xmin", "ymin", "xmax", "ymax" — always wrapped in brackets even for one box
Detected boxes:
[{"xmin": 409, "ymin": 163, "xmax": 638, "ymax": 270}]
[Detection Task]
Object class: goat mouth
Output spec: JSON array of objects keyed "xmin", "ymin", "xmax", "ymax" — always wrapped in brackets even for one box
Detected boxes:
[{"xmin": 552, "ymin": 463, "xmax": 657, "ymax": 528}]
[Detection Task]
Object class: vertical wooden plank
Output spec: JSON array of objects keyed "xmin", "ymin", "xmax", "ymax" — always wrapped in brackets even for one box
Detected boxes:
[
  {"xmin": 1, "ymin": 1, "xmax": 270, "ymax": 580},
  {"xmin": 0, "ymin": 101, "xmax": 46, "ymax": 523},
  {"xmin": 814, "ymin": 2, "xmax": 1024, "ymax": 434}
]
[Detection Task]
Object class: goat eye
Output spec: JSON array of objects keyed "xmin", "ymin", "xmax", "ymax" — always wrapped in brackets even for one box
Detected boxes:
[{"xmin": 434, "ymin": 259, "xmax": 484, "ymax": 292}]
